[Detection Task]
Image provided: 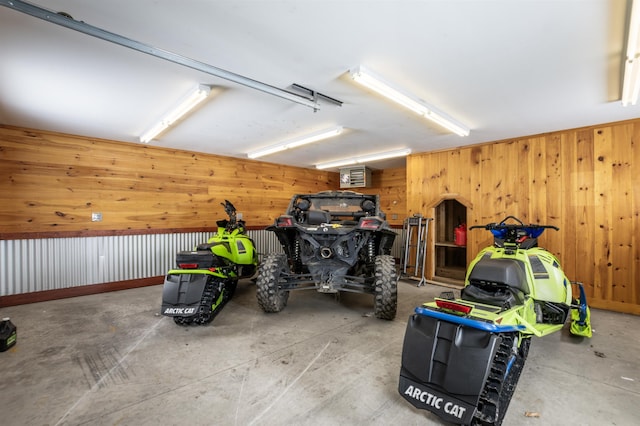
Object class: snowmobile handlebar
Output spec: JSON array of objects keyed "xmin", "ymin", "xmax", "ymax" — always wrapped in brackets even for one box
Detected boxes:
[
  {"xmin": 469, "ymin": 216, "xmax": 558, "ymax": 243},
  {"xmin": 469, "ymin": 216, "xmax": 558, "ymax": 231}
]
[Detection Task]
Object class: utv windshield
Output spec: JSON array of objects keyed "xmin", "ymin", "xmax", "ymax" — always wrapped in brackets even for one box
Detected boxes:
[
  {"xmin": 308, "ymin": 197, "xmax": 367, "ymax": 213},
  {"xmin": 291, "ymin": 192, "xmax": 379, "ymax": 220}
]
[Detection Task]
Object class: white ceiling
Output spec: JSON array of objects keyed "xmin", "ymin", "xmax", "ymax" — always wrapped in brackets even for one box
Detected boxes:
[{"xmin": 1, "ymin": 0, "xmax": 638, "ymax": 171}]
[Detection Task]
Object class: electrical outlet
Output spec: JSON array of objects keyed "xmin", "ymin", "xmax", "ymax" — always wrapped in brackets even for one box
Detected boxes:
[
  {"xmin": 237, "ymin": 212, "xmax": 243, "ymax": 220},
  {"xmin": 92, "ymin": 212, "xmax": 103, "ymax": 222}
]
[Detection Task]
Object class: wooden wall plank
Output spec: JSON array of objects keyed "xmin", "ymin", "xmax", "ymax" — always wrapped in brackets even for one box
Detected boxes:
[
  {"xmin": 610, "ymin": 124, "xmax": 634, "ymax": 304},
  {"xmin": 592, "ymin": 127, "xmax": 613, "ymax": 301},
  {"xmin": 527, "ymin": 136, "xmax": 547, "ymax": 225},
  {"xmin": 559, "ymin": 132, "xmax": 578, "ymax": 281},
  {"xmin": 479, "ymin": 144, "xmax": 496, "ymax": 223},
  {"xmin": 633, "ymin": 122, "xmax": 640, "ymax": 305},
  {"xmin": 488, "ymin": 142, "xmax": 506, "ymax": 219},
  {"xmin": 544, "ymin": 134, "xmax": 562, "ymax": 256},
  {"xmin": 515, "ymin": 139, "xmax": 531, "ymax": 221},
  {"xmin": 574, "ymin": 129, "xmax": 596, "ymax": 297}
]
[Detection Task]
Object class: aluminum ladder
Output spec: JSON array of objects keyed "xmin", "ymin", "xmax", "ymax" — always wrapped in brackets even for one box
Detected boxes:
[{"xmin": 400, "ymin": 214, "xmax": 432, "ymax": 286}]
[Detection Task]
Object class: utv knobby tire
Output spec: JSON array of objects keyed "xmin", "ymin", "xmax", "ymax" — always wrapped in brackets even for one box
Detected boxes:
[
  {"xmin": 373, "ymin": 255, "xmax": 397, "ymax": 320},
  {"xmin": 256, "ymin": 253, "xmax": 290, "ymax": 313}
]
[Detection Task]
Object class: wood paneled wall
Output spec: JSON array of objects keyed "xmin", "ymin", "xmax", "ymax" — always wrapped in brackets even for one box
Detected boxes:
[
  {"xmin": 0, "ymin": 126, "xmax": 340, "ymax": 236},
  {"xmin": 407, "ymin": 119, "xmax": 640, "ymax": 315},
  {"xmin": 0, "ymin": 126, "xmax": 403, "ymax": 237},
  {"xmin": 363, "ymin": 167, "xmax": 406, "ymax": 227},
  {"xmin": 7, "ymin": 121, "xmax": 637, "ymax": 315}
]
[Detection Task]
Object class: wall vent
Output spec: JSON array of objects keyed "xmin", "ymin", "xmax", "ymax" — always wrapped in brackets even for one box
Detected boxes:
[{"xmin": 339, "ymin": 166, "xmax": 371, "ymax": 188}]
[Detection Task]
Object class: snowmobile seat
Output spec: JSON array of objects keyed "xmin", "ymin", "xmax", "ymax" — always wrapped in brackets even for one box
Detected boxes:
[
  {"xmin": 468, "ymin": 258, "xmax": 529, "ymax": 294},
  {"xmin": 462, "ymin": 258, "xmax": 529, "ymax": 308},
  {"xmin": 462, "ymin": 282, "xmax": 525, "ymax": 308}
]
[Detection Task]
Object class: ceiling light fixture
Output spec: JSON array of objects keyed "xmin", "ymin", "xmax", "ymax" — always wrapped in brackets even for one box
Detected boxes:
[
  {"xmin": 247, "ymin": 126, "xmax": 344, "ymax": 159},
  {"xmin": 315, "ymin": 148, "xmax": 412, "ymax": 170},
  {"xmin": 139, "ymin": 84, "xmax": 211, "ymax": 143},
  {"xmin": 350, "ymin": 65, "xmax": 470, "ymax": 136},
  {"xmin": 622, "ymin": 0, "xmax": 640, "ymax": 106}
]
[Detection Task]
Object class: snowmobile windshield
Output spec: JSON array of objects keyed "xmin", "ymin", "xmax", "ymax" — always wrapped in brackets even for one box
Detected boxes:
[{"xmin": 490, "ymin": 227, "xmax": 545, "ymax": 239}]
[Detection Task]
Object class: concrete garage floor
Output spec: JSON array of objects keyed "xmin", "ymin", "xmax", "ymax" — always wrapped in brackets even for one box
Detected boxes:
[{"xmin": 0, "ymin": 280, "xmax": 638, "ymax": 426}]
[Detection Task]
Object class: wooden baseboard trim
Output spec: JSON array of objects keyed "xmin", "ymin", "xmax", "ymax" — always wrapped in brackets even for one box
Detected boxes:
[
  {"xmin": 588, "ymin": 298, "xmax": 640, "ymax": 316},
  {"xmin": 0, "ymin": 276, "xmax": 164, "ymax": 308}
]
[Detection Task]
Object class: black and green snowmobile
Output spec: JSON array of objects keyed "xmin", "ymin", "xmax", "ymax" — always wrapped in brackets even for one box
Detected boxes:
[
  {"xmin": 398, "ymin": 216, "xmax": 592, "ymax": 425},
  {"xmin": 161, "ymin": 200, "xmax": 258, "ymax": 325}
]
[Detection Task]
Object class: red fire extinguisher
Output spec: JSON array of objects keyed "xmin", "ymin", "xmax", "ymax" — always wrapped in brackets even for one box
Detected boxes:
[{"xmin": 454, "ymin": 223, "xmax": 467, "ymax": 246}]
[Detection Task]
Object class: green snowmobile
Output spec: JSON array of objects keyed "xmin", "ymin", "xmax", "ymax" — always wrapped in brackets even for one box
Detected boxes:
[
  {"xmin": 161, "ymin": 200, "xmax": 258, "ymax": 325},
  {"xmin": 399, "ymin": 216, "xmax": 592, "ymax": 425}
]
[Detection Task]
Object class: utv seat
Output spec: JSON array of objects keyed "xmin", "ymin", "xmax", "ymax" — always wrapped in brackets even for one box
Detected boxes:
[
  {"xmin": 461, "ymin": 257, "xmax": 529, "ymax": 308},
  {"xmin": 307, "ymin": 209, "xmax": 331, "ymax": 225}
]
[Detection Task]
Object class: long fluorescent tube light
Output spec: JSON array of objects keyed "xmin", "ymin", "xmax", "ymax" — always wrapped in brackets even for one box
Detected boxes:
[
  {"xmin": 140, "ymin": 84, "xmax": 211, "ymax": 143},
  {"xmin": 315, "ymin": 148, "xmax": 412, "ymax": 170},
  {"xmin": 350, "ymin": 66, "xmax": 470, "ymax": 136},
  {"xmin": 247, "ymin": 126, "xmax": 344, "ymax": 159},
  {"xmin": 623, "ymin": 0, "xmax": 640, "ymax": 106}
]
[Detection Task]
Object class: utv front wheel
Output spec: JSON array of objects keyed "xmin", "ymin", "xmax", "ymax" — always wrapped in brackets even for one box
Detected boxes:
[
  {"xmin": 256, "ymin": 253, "xmax": 290, "ymax": 313},
  {"xmin": 373, "ymin": 255, "xmax": 397, "ymax": 320}
]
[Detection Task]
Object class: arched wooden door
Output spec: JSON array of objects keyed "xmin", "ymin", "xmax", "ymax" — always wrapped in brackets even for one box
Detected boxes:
[{"xmin": 425, "ymin": 195, "xmax": 473, "ymax": 286}]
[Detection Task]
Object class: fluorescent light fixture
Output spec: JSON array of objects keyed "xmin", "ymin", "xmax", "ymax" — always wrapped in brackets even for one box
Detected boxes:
[
  {"xmin": 350, "ymin": 65, "xmax": 470, "ymax": 136},
  {"xmin": 140, "ymin": 84, "xmax": 211, "ymax": 143},
  {"xmin": 623, "ymin": 0, "xmax": 640, "ymax": 106},
  {"xmin": 247, "ymin": 126, "xmax": 344, "ymax": 159},
  {"xmin": 315, "ymin": 148, "xmax": 412, "ymax": 170}
]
